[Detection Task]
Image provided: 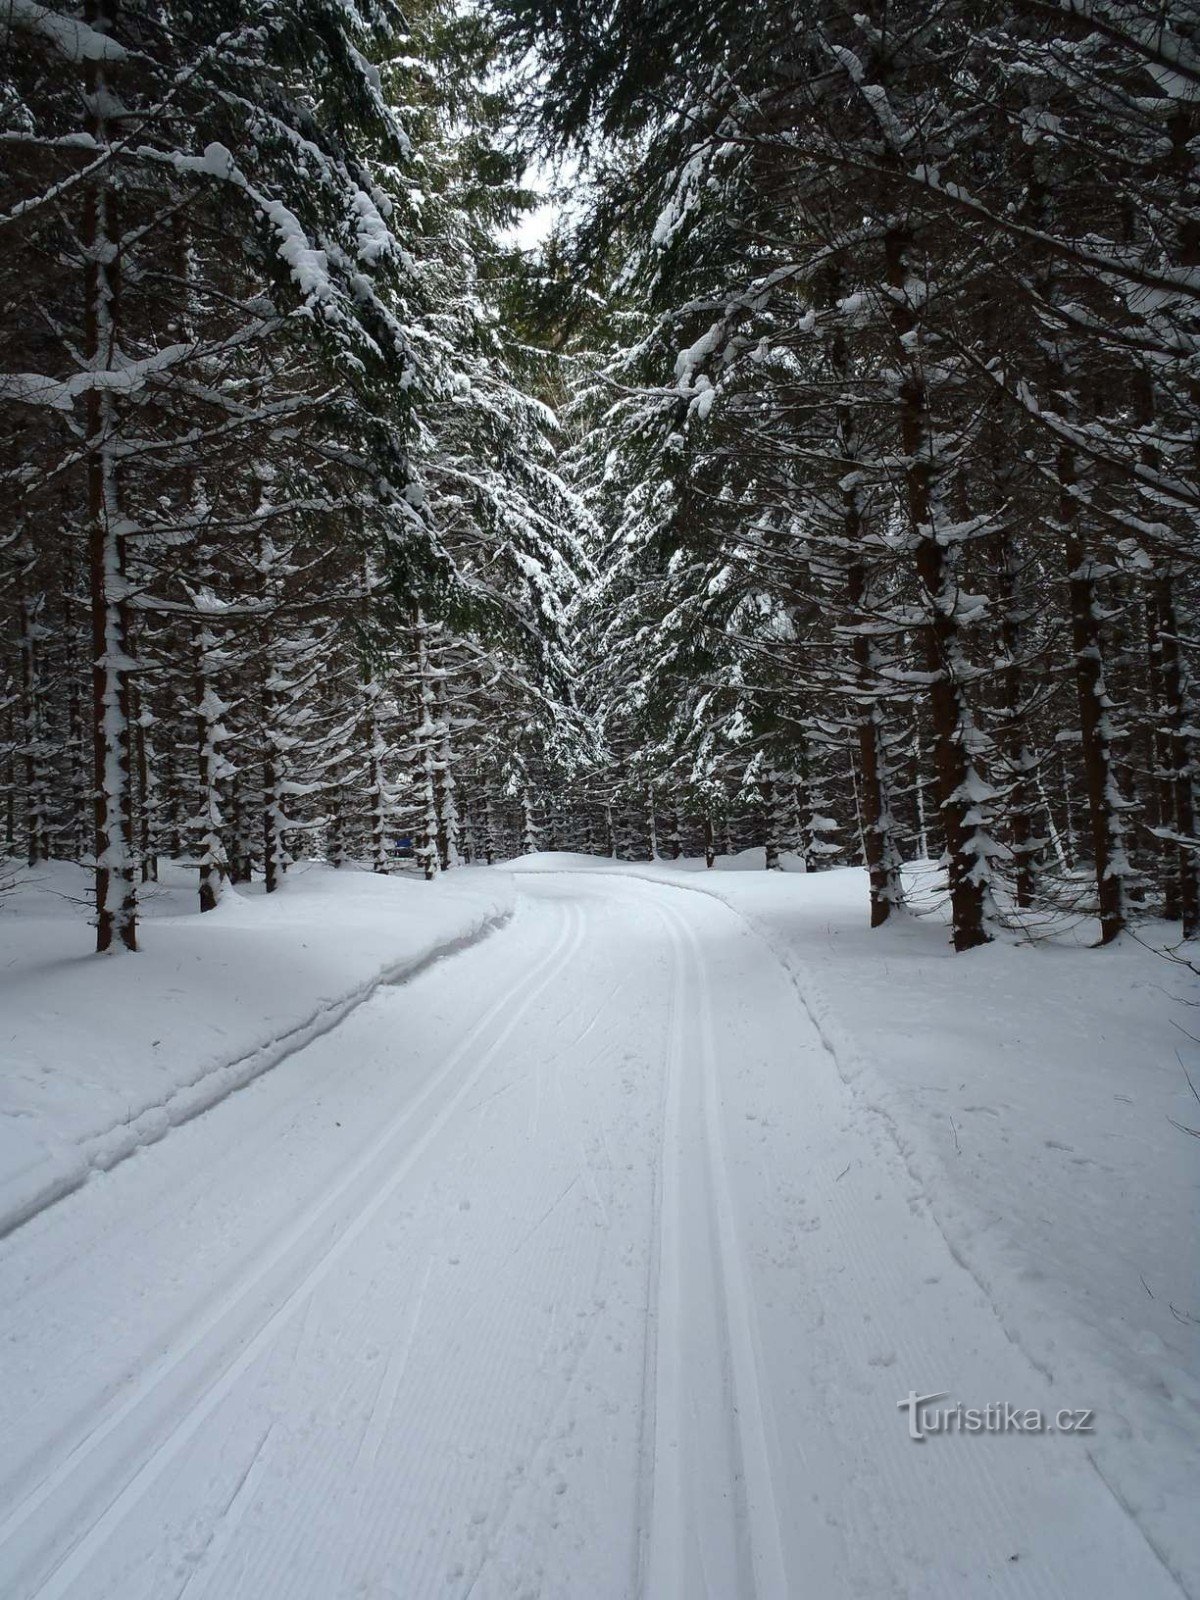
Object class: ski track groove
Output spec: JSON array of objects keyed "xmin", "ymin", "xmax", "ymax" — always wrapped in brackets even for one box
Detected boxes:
[
  {"xmin": 640, "ymin": 888, "xmax": 790, "ymax": 1600},
  {"xmin": 0, "ymin": 899, "xmax": 586, "ymax": 1600},
  {"xmin": 674, "ymin": 901, "xmax": 790, "ymax": 1600},
  {"xmin": 651, "ymin": 875, "xmax": 1183, "ymax": 1600},
  {"xmin": 635, "ymin": 884, "xmax": 685, "ymax": 1599}
]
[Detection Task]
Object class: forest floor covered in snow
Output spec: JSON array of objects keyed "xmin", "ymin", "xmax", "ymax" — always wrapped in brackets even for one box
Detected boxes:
[
  {"xmin": 0, "ymin": 855, "xmax": 1196, "ymax": 1598},
  {"xmin": 0, "ymin": 860, "xmax": 513, "ymax": 1235}
]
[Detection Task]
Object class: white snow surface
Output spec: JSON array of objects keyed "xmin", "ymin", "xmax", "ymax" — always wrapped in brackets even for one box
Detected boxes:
[
  {"xmin": 0, "ymin": 860, "xmax": 512, "ymax": 1235},
  {"xmin": 0, "ymin": 855, "xmax": 1195, "ymax": 1599}
]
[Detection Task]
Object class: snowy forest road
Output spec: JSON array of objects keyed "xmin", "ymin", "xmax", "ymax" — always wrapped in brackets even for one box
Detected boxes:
[{"xmin": 0, "ymin": 871, "xmax": 1186, "ymax": 1600}]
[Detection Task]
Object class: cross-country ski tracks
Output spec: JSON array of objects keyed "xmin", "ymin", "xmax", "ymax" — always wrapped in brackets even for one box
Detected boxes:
[
  {"xmin": 0, "ymin": 900, "xmax": 586, "ymax": 1599},
  {"xmin": 0, "ymin": 870, "xmax": 1187, "ymax": 1600},
  {"xmin": 638, "ymin": 893, "xmax": 789, "ymax": 1599},
  {"xmin": 633, "ymin": 879, "xmax": 1186, "ymax": 1600}
]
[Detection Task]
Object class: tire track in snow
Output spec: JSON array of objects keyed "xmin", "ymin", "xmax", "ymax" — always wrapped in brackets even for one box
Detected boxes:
[
  {"xmin": 0, "ymin": 900, "xmax": 587, "ymax": 1600},
  {"xmin": 640, "ymin": 892, "xmax": 789, "ymax": 1600}
]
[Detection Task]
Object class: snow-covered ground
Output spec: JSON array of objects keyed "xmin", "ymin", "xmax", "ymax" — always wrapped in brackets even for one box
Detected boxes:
[
  {"xmin": 517, "ymin": 853, "xmax": 1200, "ymax": 1592},
  {"xmin": 0, "ymin": 861, "xmax": 512, "ymax": 1235},
  {"xmin": 0, "ymin": 857, "xmax": 1195, "ymax": 1598}
]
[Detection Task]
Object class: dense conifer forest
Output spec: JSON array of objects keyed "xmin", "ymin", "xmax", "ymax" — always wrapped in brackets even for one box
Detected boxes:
[{"xmin": 2, "ymin": 0, "xmax": 1197, "ymax": 954}]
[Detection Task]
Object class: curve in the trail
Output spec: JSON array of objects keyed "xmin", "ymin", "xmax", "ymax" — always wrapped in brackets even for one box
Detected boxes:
[{"xmin": 1, "ymin": 901, "xmax": 586, "ymax": 1600}]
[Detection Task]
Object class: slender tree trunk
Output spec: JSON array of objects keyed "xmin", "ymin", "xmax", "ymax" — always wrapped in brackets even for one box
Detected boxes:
[
  {"xmin": 3, "ymin": 710, "xmax": 15, "ymax": 856},
  {"xmin": 326, "ymin": 779, "xmax": 346, "ymax": 869},
  {"xmin": 1146, "ymin": 595, "xmax": 1181, "ymax": 920},
  {"xmin": 160, "ymin": 739, "xmax": 183, "ymax": 863},
  {"xmin": 62, "ymin": 562, "xmax": 89, "ymax": 862},
  {"xmin": 828, "ymin": 269, "xmax": 902, "ymax": 924},
  {"xmin": 1061, "ymin": 474, "xmax": 1127, "ymax": 943},
  {"xmin": 521, "ymin": 786, "xmax": 538, "ymax": 855},
  {"xmin": 433, "ymin": 675, "xmax": 459, "ymax": 871},
  {"xmin": 84, "ymin": 0, "xmax": 136, "ymax": 950},
  {"xmin": 259, "ymin": 638, "xmax": 287, "ymax": 895},
  {"xmin": 760, "ymin": 773, "xmax": 781, "ymax": 871},
  {"xmin": 1155, "ymin": 573, "xmax": 1200, "ymax": 936},
  {"xmin": 361, "ymin": 664, "xmax": 389, "ymax": 875},
  {"xmin": 703, "ymin": 811, "xmax": 716, "ymax": 869},
  {"xmin": 225, "ymin": 769, "xmax": 252, "ymax": 883},
  {"xmin": 1029, "ymin": 167, "xmax": 1126, "ymax": 944},
  {"xmin": 194, "ymin": 619, "xmax": 227, "ymax": 910},
  {"xmin": 459, "ymin": 799, "xmax": 475, "ymax": 864},
  {"xmin": 885, "ymin": 224, "xmax": 990, "ymax": 950},
  {"xmin": 847, "ymin": 562, "xmax": 903, "ymax": 921},
  {"xmin": 414, "ymin": 613, "xmax": 440, "ymax": 879},
  {"xmin": 18, "ymin": 587, "xmax": 50, "ymax": 867},
  {"xmin": 848, "ymin": 755, "xmax": 866, "ymax": 870},
  {"xmin": 997, "ymin": 533, "xmax": 1039, "ymax": 909},
  {"xmin": 911, "ymin": 728, "xmax": 929, "ymax": 861},
  {"xmin": 663, "ymin": 806, "xmax": 682, "ymax": 860},
  {"xmin": 132, "ymin": 682, "xmax": 157, "ymax": 883}
]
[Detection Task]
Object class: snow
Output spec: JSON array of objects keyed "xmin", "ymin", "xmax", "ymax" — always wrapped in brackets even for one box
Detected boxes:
[
  {"xmin": 515, "ymin": 854, "xmax": 1200, "ymax": 1591},
  {"xmin": 6, "ymin": 0, "xmax": 127, "ymax": 62},
  {"xmin": 0, "ymin": 344, "xmax": 192, "ymax": 411},
  {"xmin": 0, "ymin": 860, "xmax": 513, "ymax": 1237},
  {"xmin": 350, "ymin": 186, "xmax": 394, "ymax": 265},
  {"xmin": 0, "ymin": 858, "xmax": 1195, "ymax": 1598}
]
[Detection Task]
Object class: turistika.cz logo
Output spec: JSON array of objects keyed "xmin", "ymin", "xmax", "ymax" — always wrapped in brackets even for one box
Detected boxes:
[{"xmin": 897, "ymin": 1392, "xmax": 1096, "ymax": 1442}]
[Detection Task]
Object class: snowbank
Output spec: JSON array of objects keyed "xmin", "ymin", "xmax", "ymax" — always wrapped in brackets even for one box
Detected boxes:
[
  {"xmin": 0, "ymin": 860, "xmax": 513, "ymax": 1237},
  {"xmin": 512, "ymin": 851, "xmax": 1200, "ymax": 1591}
]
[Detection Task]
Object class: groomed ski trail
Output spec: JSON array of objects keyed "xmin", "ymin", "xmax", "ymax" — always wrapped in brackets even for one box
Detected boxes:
[
  {"xmin": 0, "ymin": 901, "xmax": 585, "ymax": 1598},
  {"xmin": 0, "ymin": 869, "xmax": 1188, "ymax": 1600}
]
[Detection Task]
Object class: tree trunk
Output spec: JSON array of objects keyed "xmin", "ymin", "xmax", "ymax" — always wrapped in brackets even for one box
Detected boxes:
[
  {"xmin": 1062, "ymin": 489, "xmax": 1127, "ymax": 943},
  {"xmin": 84, "ymin": 0, "xmax": 137, "ymax": 951},
  {"xmin": 1155, "ymin": 573, "xmax": 1200, "ymax": 937},
  {"xmin": 361, "ymin": 663, "xmax": 389, "ymax": 874},
  {"xmin": 997, "ymin": 532, "xmax": 1039, "ymax": 910},
  {"xmin": 761, "ymin": 773, "xmax": 781, "ymax": 871},
  {"xmin": 432, "ymin": 671, "xmax": 458, "ymax": 871},
  {"xmin": 827, "ymin": 268, "xmax": 902, "ymax": 925},
  {"xmin": 521, "ymin": 786, "xmax": 538, "ymax": 855},
  {"xmin": 1146, "ymin": 595, "xmax": 1181, "ymax": 921},
  {"xmin": 18, "ymin": 587, "xmax": 50, "ymax": 867},
  {"xmin": 226, "ymin": 769, "xmax": 253, "ymax": 883},
  {"xmin": 663, "ymin": 806, "xmax": 682, "ymax": 860},
  {"xmin": 847, "ymin": 563, "xmax": 902, "ymax": 925},
  {"xmin": 132, "ymin": 682, "xmax": 157, "ymax": 883},
  {"xmin": 61, "ymin": 560, "xmax": 89, "ymax": 862},
  {"xmin": 885, "ymin": 223, "xmax": 990, "ymax": 951},
  {"xmin": 195, "ymin": 618, "xmax": 227, "ymax": 911}
]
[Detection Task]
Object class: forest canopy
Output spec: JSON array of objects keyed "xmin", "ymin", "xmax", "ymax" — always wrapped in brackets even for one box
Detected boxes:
[{"xmin": 2, "ymin": 0, "xmax": 1197, "ymax": 954}]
